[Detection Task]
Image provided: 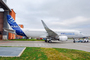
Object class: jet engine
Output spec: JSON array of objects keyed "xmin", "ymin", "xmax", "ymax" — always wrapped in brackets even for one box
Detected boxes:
[{"xmin": 59, "ymin": 36, "xmax": 68, "ymax": 41}]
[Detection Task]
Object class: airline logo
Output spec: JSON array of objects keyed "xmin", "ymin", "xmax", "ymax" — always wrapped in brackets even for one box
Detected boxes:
[
  {"xmin": 8, "ymin": 17, "xmax": 15, "ymax": 24},
  {"xmin": 61, "ymin": 33, "xmax": 75, "ymax": 35}
]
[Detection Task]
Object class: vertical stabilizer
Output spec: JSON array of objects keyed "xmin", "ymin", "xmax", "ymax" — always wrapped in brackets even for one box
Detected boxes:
[{"xmin": 7, "ymin": 15, "xmax": 26, "ymax": 36}]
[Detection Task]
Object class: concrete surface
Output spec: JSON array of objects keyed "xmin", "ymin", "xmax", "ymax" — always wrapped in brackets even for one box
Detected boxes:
[
  {"xmin": 0, "ymin": 40, "xmax": 90, "ymax": 52},
  {"xmin": 0, "ymin": 47, "xmax": 26, "ymax": 57}
]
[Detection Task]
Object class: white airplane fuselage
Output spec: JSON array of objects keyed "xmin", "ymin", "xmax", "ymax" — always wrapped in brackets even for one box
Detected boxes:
[{"xmin": 22, "ymin": 29, "xmax": 86, "ymax": 38}]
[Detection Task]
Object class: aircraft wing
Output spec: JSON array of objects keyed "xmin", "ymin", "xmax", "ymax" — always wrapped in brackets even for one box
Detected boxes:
[
  {"xmin": 41, "ymin": 20, "xmax": 58, "ymax": 38},
  {"xmin": 3, "ymin": 28, "xmax": 15, "ymax": 34}
]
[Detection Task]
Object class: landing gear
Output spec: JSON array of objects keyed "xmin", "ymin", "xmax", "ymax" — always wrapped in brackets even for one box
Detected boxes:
[
  {"xmin": 48, "ymin": 40, "xmax": 52, "ymax": 43},
  {"xmin": 48, "ymin": 38, "xmax": 52, "ymax": 43},
  {"xmin": 73, "ymin": 38, "xmax": 75, "ymax": 43},
  {"xmin": 73, "ymin": 40, "xmax": 75, "ymax": 43},
  {"xmin": 44, "ymin": 38, "xmax": 47, "ymax": 42},
  {"xmin": 45, "ymin": 39, "xmax": 47, "ymax": 42},
  {"xmin": 44, "ymin": 38, "xmax": 52, "ymax": 43},
  {"xmin": 87, "ymin": 40, "xmax": 89, "ymax": 42}
]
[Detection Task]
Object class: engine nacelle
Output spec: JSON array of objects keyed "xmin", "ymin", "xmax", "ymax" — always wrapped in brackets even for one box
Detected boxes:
[{"xmin": 59, "ymin": 36, "xmax": 68, "ymax": 41}]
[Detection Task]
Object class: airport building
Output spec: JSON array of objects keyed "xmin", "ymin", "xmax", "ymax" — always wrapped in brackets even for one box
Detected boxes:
[{"xmin": 0, "ymin": 0, "xmax": 24, "ymax": 40}]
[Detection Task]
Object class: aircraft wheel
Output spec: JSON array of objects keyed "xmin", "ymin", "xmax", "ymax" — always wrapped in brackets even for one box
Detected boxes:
[
  {"xmin": 45, "ymin": 40, "xmax": 47, "ymax": 42},
  {"xmin": 84, "ymin": 41, "xmax": 86, "ymax": 43},
  {"xmin": 87, "ymin": 41, "xmax": 89, "ymax": 42},
  {"xmin": 48, "ymin": 40, "xmax": 52, "ymax": 43},
  {"xmin": 81, "ymin": 41, "xmax": 83, "ymax": 43},
  {"xmin": 73, "ymin": 40, "xmax": 75, "ymax": 43}
]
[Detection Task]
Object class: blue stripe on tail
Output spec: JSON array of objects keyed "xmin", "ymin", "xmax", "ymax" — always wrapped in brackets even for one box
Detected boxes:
[{"xmin": 7, "ymin": 15, "xmax": 26, "ymax": 36}]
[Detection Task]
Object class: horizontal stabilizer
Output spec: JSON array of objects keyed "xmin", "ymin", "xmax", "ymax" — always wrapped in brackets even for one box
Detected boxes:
[{"xmin": 3, "ymin": 28, "xmax": 15, "ymax": 34}]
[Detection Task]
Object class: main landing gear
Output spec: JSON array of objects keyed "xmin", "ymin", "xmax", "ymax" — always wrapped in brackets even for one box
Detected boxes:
[
  {"xmin": 44, "ymin": 38, "xmax": 47, "ymax": 42},
  {"xmin": 73, "ymin": 38, "xmax": 75, "ymax": 43},
  {"xmin": 45, "ymin": 39, "xmax": 52, "ymax": 43}
]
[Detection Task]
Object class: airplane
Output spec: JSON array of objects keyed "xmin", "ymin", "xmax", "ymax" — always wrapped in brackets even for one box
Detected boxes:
[{"xmin": 4, "ymin": 15, "xmax": 89, "ymax": 43}]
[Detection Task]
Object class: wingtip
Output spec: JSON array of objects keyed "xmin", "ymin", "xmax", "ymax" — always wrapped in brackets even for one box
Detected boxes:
[
  {"xmin": 41, "ymin": 20, "xmax": 44, "ymax": 23},
  {"xmin": 41, "ymin": 20, "xmax": 43, "ymax": 21}
]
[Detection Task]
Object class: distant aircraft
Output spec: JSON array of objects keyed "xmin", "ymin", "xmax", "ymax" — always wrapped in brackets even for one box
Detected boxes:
[{"xmin": 4, "ymin": 15, "xmax": 89, "ymax": 43}]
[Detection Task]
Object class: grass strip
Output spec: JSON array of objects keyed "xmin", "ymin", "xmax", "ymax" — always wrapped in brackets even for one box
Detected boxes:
[
  {"xmin": 0, "ymin": 47, "xmax": 90, "ymax": 60},
  {"xmin": 54, "ymin": 48, "xmax": 90, "ymax": 60},
  {"xmin": 41, "ymin": 48, "xmax": 71, "ymax": 60},
  {"xmin": 8, "ymin": 39, "xmax": 44, "ymax": 41}
]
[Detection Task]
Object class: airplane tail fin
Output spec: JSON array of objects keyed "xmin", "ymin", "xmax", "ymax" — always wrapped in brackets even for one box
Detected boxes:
[
  {"xmin": 7, "ymin": 15, "xmax": 26, "ymax": 36},
  {"xmin": 7, "ymin": 15, "xmax": 21, "ymax": 30}
]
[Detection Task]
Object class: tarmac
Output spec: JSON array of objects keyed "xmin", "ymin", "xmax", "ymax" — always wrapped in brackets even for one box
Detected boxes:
[{"xmin": 0, "ymin": 40, "xmax": 90, "ymax": 52}]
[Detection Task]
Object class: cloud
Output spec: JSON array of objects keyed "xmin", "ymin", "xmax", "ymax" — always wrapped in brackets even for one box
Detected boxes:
[
  {"xmin": 52, "ymin": 16, "xmax": 90, "ymax": 26},
  {"xmin": 7, "ymin": 0, "xmax": 90, "ymax": 34}
]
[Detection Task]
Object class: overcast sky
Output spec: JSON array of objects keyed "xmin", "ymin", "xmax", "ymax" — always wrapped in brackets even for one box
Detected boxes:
[{"xmin": 7, "ymin": 0, "xmax": 90, "ymax": 34}]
